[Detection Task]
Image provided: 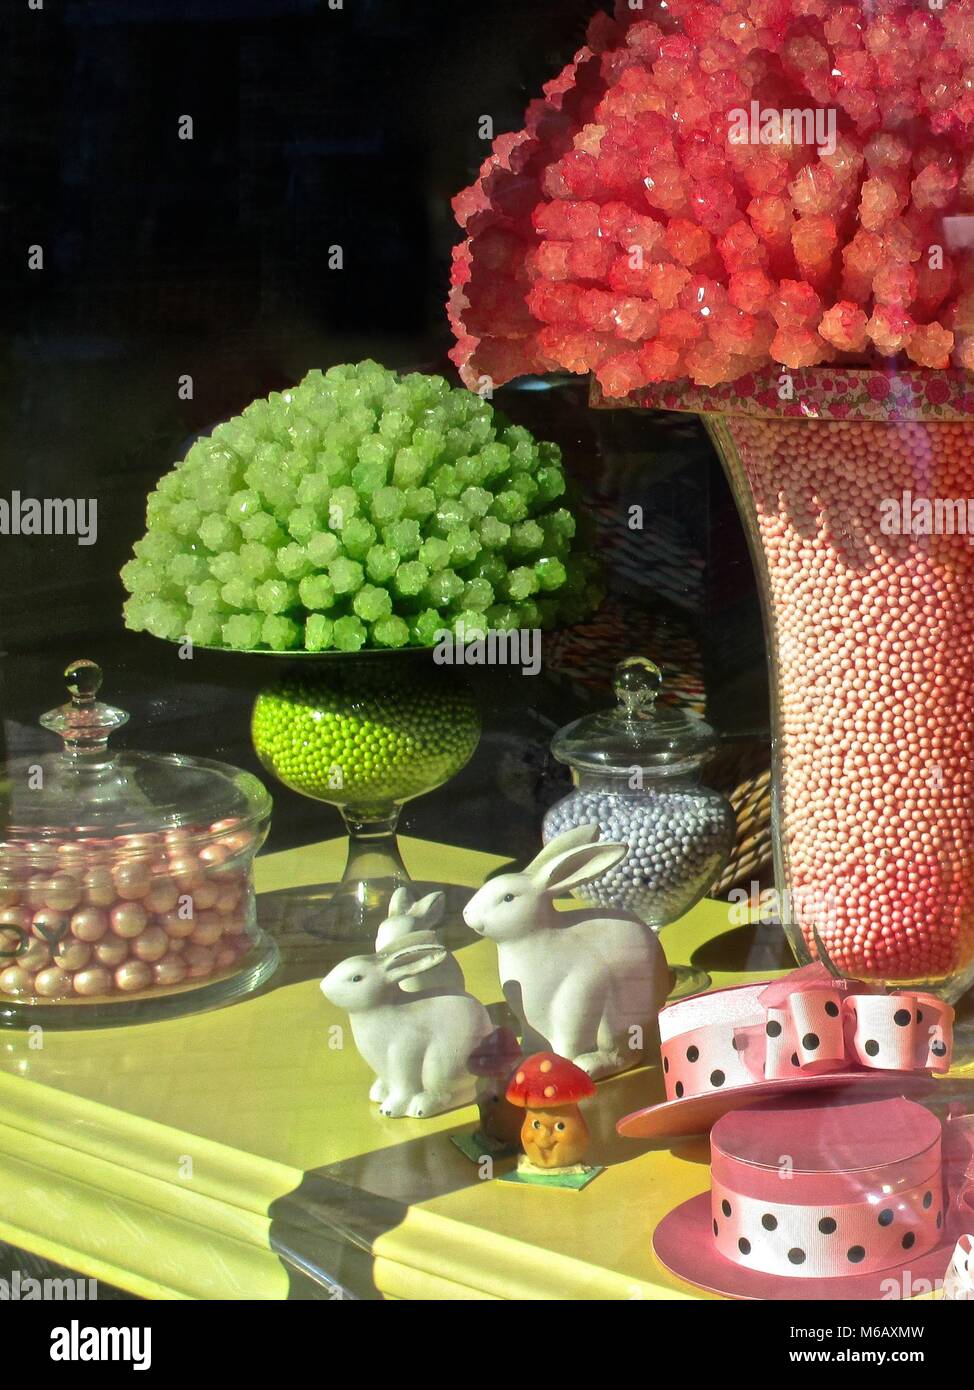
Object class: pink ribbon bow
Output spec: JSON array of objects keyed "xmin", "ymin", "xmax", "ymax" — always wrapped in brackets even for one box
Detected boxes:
[{"xmin": 733, "ymin": 964, "xmax": 954, "ymax": 1082}]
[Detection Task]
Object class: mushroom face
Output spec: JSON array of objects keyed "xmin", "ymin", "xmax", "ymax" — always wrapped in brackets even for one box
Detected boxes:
[{"xmin": 521, "ymin": 1105, "xmax": 589, "ymax": 1169}]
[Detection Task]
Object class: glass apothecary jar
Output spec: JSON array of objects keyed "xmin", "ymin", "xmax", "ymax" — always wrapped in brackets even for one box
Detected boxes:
[
  {"xmin": 0, "ymin": 660, "xmax": 275, "ymax": 1027},
  {"xmin": 543, "ymin": 657, "xmax": 735, "ymax": 928}
]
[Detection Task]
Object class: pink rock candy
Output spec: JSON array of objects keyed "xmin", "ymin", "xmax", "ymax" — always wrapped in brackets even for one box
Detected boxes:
[{"xmin": 450, "ymin": 0, "xmax": 974, "ymax": 388}]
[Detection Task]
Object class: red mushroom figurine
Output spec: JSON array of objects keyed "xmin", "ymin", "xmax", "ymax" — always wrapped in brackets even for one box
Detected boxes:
[{"xmin": 506, "ymin": 1052, "xmax": 596, "ymax": 1171}]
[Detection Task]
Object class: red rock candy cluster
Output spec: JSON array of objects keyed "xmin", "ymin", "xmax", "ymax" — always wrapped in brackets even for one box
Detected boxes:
[
  {"xmin": 449, "ymin": 0, "xmax": 974, "ymax": 395},
  {"xmin": 725, "ymin": 413, "xmax": 974, "ymax": 983}
]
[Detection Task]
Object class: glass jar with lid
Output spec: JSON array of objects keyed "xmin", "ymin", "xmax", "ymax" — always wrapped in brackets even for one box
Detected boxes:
[
  {"xmin": 0, "ymin": 660, "xmax": 275, "ymax": 1026},
  {"xmin": 543, "ymin": 657, "xmax": 735, "ymax": 929}
]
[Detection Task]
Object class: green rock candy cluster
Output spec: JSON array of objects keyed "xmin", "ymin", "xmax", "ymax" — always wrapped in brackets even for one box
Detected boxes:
[{"xmin": 121, "ymin": 362, "xmax": 599, "ymax": 651}]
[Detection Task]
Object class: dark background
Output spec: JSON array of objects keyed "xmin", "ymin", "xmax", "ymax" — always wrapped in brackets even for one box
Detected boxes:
[{"xmin": 0, "ymin": 0, "xmax": 768, "ymax": 865}]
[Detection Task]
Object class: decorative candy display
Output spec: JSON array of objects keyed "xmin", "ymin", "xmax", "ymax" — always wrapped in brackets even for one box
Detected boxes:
[
  {"xmin": 617, "ymin": 963, "xmax": 955, "ymax": 1143},
  {"xmin": 654, "ymin": 1096, "xmax": 961, "ymax": 1300},
  {"xmin": 319, "ymin": 940, "xmax": 494, "ymax": 1118},
  {"xmin": 463, "ymin": 824, "xmax": 671, "ymax": 1079},
  {"xmin": 252, "ymin": 665, "xmax": 480, "ymax": 811},
  {"xmin": 506, "ymin": 1051, "xmax": 596, "ymax": 1171},
  {"xmin": 0, "ymin": 661, "xmax": 273, "ymax": 1021},
  {"xmin": 450, "ymin": 0, "xmax": 974, "ymax": 394},
  {"xmin": 544, "ymin": 657, "xmax": 734, "ymax": 926},
  {"xmin": 121, "ymin": 361, "xmax": 600, "ymax": 651}
]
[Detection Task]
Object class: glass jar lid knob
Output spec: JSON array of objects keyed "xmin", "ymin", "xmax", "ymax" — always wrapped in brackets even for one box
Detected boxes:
[
  {"xmin": 39, "ymin": 659, "xmax": 129, "ymax": 754},
  {"xmin": 613, "ymin": 656, "xmax": 662, "ymax": 719}
]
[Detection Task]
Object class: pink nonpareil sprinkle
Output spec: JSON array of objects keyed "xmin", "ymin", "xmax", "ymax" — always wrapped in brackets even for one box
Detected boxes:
[{"xmin": 449, "ymin": 0, "xmax": 974, "ymax": 390}]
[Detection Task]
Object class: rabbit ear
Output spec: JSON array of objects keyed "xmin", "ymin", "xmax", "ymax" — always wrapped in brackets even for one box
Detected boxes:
[
  {"xmin": 387, "ymin": 886, "xmax": 413, "ymax": 916},
  {"xmin": 523, "ymin": 824, "xmax": 601, "ymax": 878},
  {"xmin": 380, "ymin": 942, "xmax": 448, "ymax": 983},
  {"xmin": 530, "ymin": 840, "xmax": 628, "ymax": 896},
  {"xmin": 409, "ymin": 891, "xmax": 445, "ymax": 926}
]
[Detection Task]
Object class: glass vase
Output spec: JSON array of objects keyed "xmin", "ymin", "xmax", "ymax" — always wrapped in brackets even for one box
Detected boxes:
[{"xmin": 601, "ymin": 368, "xmax": 974, "ymax": 1001}]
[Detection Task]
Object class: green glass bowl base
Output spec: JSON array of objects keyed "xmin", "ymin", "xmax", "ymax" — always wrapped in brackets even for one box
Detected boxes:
[{"xmin": 270, "ymin": 876, "xmax": 480, "ymax": 946}]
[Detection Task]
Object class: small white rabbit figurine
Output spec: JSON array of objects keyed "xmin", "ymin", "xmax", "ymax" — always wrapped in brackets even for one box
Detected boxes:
[
  {"xmin": 374, "ymin": 887, "xmax": 465, "ymax": 995},
  {"xmin": 463, "ymin": 824, "xmax": 671, "ymax": 1080},
  {"xmin": 320, "ymin": 941, "xmax": 493, "ymax": 1118}
]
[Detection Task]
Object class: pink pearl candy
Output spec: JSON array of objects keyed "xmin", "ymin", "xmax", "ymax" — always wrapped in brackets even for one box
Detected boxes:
[
  {"xmin": 0, "ymin": 966, "xmax": 31, "ymax": 997},
  {"xmin": 70, "ymin": 908, "xmax": 109, "ymax": 943},
  {"xmin": 94, "ymin": 939, "xmax": 129, "ymax": 968},
  {"xmin": 31, "ymin": 908, "xmax": 68, "ymax": 942},
  {"xmin": 189, "ymin": 912, "xmax": 223, "ymax": 947},
  {"xmin": 73, "ymin": 966, "xmax": 114, "ymax": 997},
  {"xmin": 184, "ymin": 944, "xmax": 215, "ymax": 978},
  {"xmin": 111, "ymin": 860, "xmax": 152, "ymax": 901},
  {"xmin": 158, "ymin": 910, "xmax": 196, "ymax": 940},
  {"xmin": 132, "ymin": 926, "xmax": 169, "ymax": 963},
  {"xmin": 110, "ymin": 902, "xmax": 149, "ymax": 938},
  {"xmin": 43, "ymin": 874, "xmax": 81, "ymax": 912},
  {"xmin": 83, "ymin": 867, "xmax": 116, "ymax": 908},
  {"xmin": 114, "ymin": 960, "xmax": 153, "ymax": 993},
  {"xmin": 54, "ymin": 940, "xmax": 92, "ymax": 972},
  {"xmin": 33, "ymin": 967, "xmax": 71, "ymax": 999},
  {"xmin": 153, "ymin": 955, "xmax": 188, "ymax": 987}
]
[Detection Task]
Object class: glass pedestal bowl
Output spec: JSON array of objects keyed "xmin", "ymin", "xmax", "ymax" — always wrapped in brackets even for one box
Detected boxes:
[{"xmin": 251, "ymin": 651, "xmax": 481, "ymax": 940}]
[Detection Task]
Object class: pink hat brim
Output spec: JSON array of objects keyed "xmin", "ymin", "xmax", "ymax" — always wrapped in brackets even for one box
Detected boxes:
[
  {"xmin": 618, "ymin": 1071, "xmax": 943, "ymax": 1143},
  {"xmin": 654, "ymin": 1192, "xmax": 957, "ymax": 1301}
]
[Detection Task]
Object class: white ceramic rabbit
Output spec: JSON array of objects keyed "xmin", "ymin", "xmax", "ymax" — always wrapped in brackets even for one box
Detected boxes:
[
  {"xmin": 374, "ymin": 887, "xmax": 465, "ymax": 995},
  {"xmin": 463, "ymin": 824, "xmax": 671, "ymax": 1080},
  {"xmin": 320, "ymin": 941, "xmax": 493, "ymax": 1118}
]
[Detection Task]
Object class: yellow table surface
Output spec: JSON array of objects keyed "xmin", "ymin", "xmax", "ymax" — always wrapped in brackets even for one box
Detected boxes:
[{"xmin": 0, "ymin": 835, "xmax": 969, "ymax": 1300}]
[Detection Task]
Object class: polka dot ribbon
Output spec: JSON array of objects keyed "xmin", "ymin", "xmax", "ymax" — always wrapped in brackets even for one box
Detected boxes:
[
  {"xmin": 711, "ymin": 1173, "xmax": 946, "ymax": 1280},
  {"xmin": 943, "ymin": 1236, "xmax": 974, "ymax": 1300},
  {"xmin": 659, "ymin": 965, "xmax": 954, "ymax": 1104}
]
